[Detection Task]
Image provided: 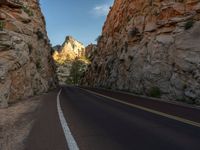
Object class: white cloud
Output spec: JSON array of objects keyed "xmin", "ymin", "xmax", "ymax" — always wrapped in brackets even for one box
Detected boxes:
[{"xmin": 93, "ymin": 4, "xmax": 111, "ymax": 16}]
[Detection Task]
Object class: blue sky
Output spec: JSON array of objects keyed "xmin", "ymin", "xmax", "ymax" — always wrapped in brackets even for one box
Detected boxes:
[{"xmin": 40, "ymin": 0, "xmax": 114, "ymax": 46}]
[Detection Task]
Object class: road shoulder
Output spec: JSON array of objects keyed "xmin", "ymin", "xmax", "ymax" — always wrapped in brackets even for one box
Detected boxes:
[{"xmin": 0, "ymin": 93, "xmax": 44, "ymax": 150}]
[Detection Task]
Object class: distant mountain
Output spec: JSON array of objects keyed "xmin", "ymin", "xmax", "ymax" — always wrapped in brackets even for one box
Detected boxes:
[
  {"xmin": 52, "ymin": 36, "xmax": 89, "ymax": 85},
  {"xmin": 53, "ymin": 36, "xmax": 85, "ymax": 64}
]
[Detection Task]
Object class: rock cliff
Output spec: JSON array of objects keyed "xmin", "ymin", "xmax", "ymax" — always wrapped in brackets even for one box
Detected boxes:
[
  {"xmin": 0, "ymin": 0, "xmax": 57, "ymax": 108},
  {"xmin": 85, "ymin": 44, "xmax": 97, "ymax": 60},
  {"xmin": 82, "ymin": 0, "xmax": 200, "ymax": 104},
  {"xmin": 53, "ymin": 36, "xmax": 88, "ymax": 84}
]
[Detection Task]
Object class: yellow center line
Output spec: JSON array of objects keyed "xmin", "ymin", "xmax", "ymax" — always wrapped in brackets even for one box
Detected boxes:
[{"xmin": 81, "ymin": 88, "xmax": 200, "ymax": 128}]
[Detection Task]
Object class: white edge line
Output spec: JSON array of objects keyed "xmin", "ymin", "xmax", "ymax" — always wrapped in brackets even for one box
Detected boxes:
[
  {"xmin": 57, "ymin": 89, "xmax": 79, "ymax": 150},
  {"xmin": 80, "ymin": 88, "xmax": 200, "ymax": 128}
]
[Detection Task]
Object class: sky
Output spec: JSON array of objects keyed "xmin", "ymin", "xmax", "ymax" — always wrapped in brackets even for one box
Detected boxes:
[{"xmin": 40, "ymin": 0, "xmax": 114, "ymax": 46}]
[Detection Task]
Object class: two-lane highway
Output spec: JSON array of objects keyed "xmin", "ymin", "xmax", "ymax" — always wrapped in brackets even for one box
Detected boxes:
[{"xmin": 25, "ymin": 86, "xmax": 200, "ymax": 150}]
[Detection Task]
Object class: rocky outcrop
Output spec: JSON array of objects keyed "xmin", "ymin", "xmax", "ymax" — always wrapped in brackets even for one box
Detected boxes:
[
  {"xmin": 0, "ymin": 0, "xmax": 57, "ymax": 108},
  {"xmin": 53, "ymin": 36, "xmax": 86, "ymax": 84},
  {"xmin": 85, "ymin": 44, "xmax": 97, "ymax": 60},
  {"xmin": 82, "ymin": 0, "xmax": 200, "ymax": 104}
]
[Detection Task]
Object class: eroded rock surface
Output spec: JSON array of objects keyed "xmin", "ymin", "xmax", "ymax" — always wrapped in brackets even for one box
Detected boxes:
[
  {"xmin": 0, "ymin": 0, "xmax": 57, "ymax": 108},
  {"xmin": 82, "ymin": 0, "xmax": 200, "ymax": 104}
]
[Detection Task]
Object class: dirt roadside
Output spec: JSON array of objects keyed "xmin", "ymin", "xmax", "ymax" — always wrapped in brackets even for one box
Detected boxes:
[{"xmin": 0, "ymin": 94, "xmax": 47, "ymax": 150}]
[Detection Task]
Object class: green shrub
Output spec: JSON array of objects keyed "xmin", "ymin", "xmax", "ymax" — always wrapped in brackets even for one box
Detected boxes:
[
  {"xmin": 68, "ymin": 59, "xmax": 89, "ymax": 85},
  {"xmin": 149, "ymin": 87, "xmax": 161, "ymax": 98},
  {"xmin": 186, "ymin": 99, "xmax": 195, "ymax": 104},
  {"xmin": 184, "ymin": 20, "xmax": 194, "ymax": 30},
  {"xmin": 0, "ymin": 21, "xmax": 4, "ymax": 31},
  {"xmin": 22, "ymin": 5, "xmax": 34, "ymax": 17}
]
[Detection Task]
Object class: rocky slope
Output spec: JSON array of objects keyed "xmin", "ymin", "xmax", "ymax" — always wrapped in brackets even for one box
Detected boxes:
[
  {"xmin": 82, "ymin": 0, "xmax": 200, "ymax": 104},
  {"xmin": 0, "ymin": 0, "xmax": 57, "ymax": 108},
  {"xmin": 53, "ymin": 36, "xmax": 87, "ymax": 84}
]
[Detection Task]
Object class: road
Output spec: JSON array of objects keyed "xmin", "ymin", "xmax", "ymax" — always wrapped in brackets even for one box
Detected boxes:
[{"xmin": 25, "ymin": 86, "xmax": 200, "ymax": 150}]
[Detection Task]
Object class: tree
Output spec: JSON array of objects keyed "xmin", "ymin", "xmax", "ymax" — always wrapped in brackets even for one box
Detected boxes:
[{"xmin": 68, "ymin": 58, "xmax": 88, "ymax": 85}]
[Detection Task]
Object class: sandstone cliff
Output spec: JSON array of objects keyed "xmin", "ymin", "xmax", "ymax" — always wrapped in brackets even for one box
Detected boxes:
[
  {"xmin": 0, "ymin": 0, "xmax": 57, "ymax": 108},
  {"xmin": 82, "ymin": 0, "xmax": 200, "ymax": 104},
  {"xmin": 53, "ymin": 36, "xmax": 88, "ymax": 84}
]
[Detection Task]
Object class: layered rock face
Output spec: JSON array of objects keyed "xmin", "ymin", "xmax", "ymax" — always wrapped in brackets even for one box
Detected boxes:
[
  {"xmin": 0, "ymin": 0, "xmax": 57, "ymax": 108},
  {"xmin": 82, "ymin": 0, "xmax": 200, "ymax": 104},
  {"xmin": 53, "ymin": 36, "xmax": 86, "ymax": 84}
]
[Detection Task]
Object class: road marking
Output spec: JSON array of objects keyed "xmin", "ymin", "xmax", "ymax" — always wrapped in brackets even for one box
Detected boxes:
[
  {"xmin": 82, "ymin": 89, "xmax": 200, "ymax": 128},
  {"xmin": 57, "ymin": 89, "xmax": 79, "ymax": 150}
]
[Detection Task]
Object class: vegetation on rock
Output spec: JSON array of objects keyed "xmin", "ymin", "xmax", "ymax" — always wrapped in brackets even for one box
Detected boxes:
[
  {"xmin": 148, "ymin": 87, "xmax": 161, "ymax": 98},
  {"xmin": 66, "ymin": 57, "xmax": 90, "ymax": 85},
  {"xmin": 22, "ymin": 5, "xmax": 34, "ymax": 17}
]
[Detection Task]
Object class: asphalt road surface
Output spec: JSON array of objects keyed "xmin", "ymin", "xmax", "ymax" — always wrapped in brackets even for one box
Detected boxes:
[{"xmin": 25, "ymin": 86, "xmax": 200, "ymax": 150}]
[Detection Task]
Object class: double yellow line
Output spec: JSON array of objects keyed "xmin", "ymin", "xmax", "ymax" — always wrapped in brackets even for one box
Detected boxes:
[{"xmin": 82, "ymin": 89, "xmax": 200, "ymax": 128}]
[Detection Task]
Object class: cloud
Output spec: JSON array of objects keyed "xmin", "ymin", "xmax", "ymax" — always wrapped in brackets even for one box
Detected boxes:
[{"xmin": 92, "ymin": 4, "xmax": 111, "ymax": 16}]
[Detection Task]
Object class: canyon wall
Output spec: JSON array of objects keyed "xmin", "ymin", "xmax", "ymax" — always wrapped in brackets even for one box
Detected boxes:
[
  {"xmin": 82, "ymin": 0, "xmax": 200, "ymax": 104},
  {"xmin": 0, "ymin": 0, "xmax": 57, "ymax": 108}
]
